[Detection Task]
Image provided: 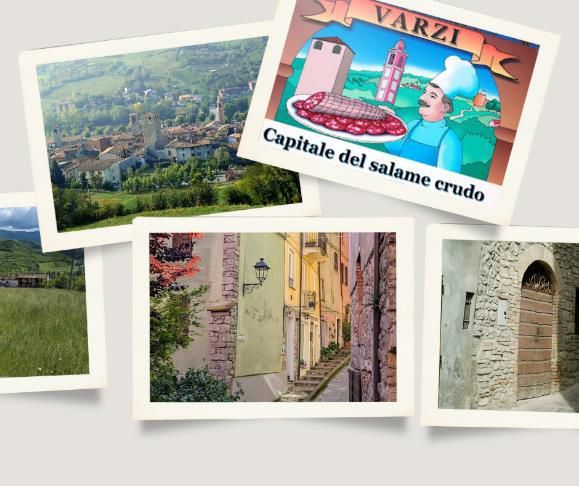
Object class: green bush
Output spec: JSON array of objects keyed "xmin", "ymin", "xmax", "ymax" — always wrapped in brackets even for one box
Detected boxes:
[
  {"xmin": 224, "ymin": 185, "xmax": 253, "ymax": 205},
  {"xmin": 151, "ymin": 367, "xmax": 242, "ymax": 402},
  {"xmin": 342, "ymin": 321, "xmax": 351, "ymax": 342}
]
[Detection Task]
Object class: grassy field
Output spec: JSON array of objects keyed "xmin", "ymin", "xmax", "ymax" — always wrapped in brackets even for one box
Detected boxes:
[
  {"xmin": 0, "ymin": 288, "xmax": 88, "ymax": 377},
  {"xmin": 42, "ymin": 74, "xmax": 126, "ymax": 104},
  {"xmin": 65, "ymin": 204, "xmax": 254, "ymax": 231},
  {"xmin": 89, "ymin": 184, "xmax": 233, "ymax": 211}
]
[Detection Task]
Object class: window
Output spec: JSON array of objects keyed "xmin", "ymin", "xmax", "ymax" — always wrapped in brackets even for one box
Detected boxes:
[
  {"xmin": 463, "ymin": 292, "xmax": 475, "ymax": 329},
  {"xmin": 393, "ymin": 70, "xmax": 401, "ymax": 80},
  {"xmin": 387, "ymin": 53, "xmax": 395, "ymax": 64},
  {"xmin": 334, "ymin": 252, "xmax": 339, "ymax": 271},
  {"xmin": 332, "ymin": 45, "xmax": 342, "ymax": 54},
  {"xmin": 575, "ymin": 288, "xmax": 579, "ymax": 334},
  {"xmin": 344, "ymin": 265, "xmax": 348, "ymax": 286},
  {"xmin": 288, "ymin": 249, "xmax": 296, "ymax": 288},
  {"xmin": 396, "ymin": 56, "xmax": 404, "ymax": 68},
  {"xmin": 313, "ymin": 40, "xmax": 323, "ymax": 50},
  {"xmin": 384, "ymin": 67, "xmax": 392, "ymax": 77}
]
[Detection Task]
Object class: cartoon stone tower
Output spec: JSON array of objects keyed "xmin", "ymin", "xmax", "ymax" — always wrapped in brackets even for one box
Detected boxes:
[
  {"xmin": 141, "ymin": 112, "xmax": 166, "ymax": 149},
  {"xmin": 375, "ymin": 39, "xmax": 408, "ymax": 104},
  {"xmin": 295, "ymin": 37, "xmax": 354, "ymax": 96},
  {"xmin": 215, "ymin": 94, "xmax": 225, "ymax": 124}
]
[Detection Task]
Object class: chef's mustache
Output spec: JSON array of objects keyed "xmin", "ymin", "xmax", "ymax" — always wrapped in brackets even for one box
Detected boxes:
[{"xmin": 419, "ymin": 99, "xmax": 430, "ymax": 108}]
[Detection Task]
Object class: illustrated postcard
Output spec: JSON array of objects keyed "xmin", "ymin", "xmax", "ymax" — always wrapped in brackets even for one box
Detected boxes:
[
  {"xmin": 19, "ymin": 22, "xmax": 320, "ymax": 253},
  {"xmin": 240, "ymin": 0, "xmax": 560, "ymax": 224},
  {"xmin": 133, "ymin": 217, "xmax": 414, "ymax": 420},
  {"xmin": 422, "ymin": 224, "xmax": 579, "ymax": 429}
]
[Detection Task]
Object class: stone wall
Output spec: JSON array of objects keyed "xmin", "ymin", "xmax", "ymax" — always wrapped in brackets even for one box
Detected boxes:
[
  {"xmin": 207, "ymin": 233, "xmax": 240, "ymax": 388},
  {"xmin": 350, "ymin": 233, "xmax": 397, "ymax": 402},
  {"xmin": 470, "ymin": 242, "xmax": 579, "ymax": 409}
]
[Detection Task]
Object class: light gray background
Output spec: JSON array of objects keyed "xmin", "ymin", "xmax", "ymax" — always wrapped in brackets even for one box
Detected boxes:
[{"xmin": 0, "ymin": 0, "xmax": 576, "ymax": 484}]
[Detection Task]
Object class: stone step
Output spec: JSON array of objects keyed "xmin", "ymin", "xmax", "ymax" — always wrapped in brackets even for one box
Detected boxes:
[{"xmin": 295, "ymin": 379, "xmax": 322, "ymax": 386}]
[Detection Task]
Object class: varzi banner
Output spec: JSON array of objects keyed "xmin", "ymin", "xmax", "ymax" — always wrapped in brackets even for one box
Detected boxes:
[
  {"xmin": 239, "ymin": 0, "xmax": 559, "ymax": 225},
  {"xmin": 304, "ymin": 0, "xmax": 518, "ymax": 79}
]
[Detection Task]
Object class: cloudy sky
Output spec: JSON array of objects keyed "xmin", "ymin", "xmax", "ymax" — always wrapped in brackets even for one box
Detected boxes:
[{"xmin": 0, "ymin": 207, "xmax": 39, "ymax": 232}]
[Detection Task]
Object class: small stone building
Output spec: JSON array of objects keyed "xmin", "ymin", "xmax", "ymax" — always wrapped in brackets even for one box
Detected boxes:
[
  {"xmin": 348, "ymin": 233, "xmax": 397, "ymax": 402},
  {"xmin": 440, "ymin": 241, "xmax": 579, "ymax": 410}
]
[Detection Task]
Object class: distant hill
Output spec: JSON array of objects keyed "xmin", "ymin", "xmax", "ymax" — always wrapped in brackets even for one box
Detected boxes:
[
  {"xmin": 38, "ymin": 37, "xmax": 268, "ymax": 103},
  {"xmin": 0, "ymin": 238, "xmax": 80, "ymax": 275},
  {"xmin": 0, "ymin": 229, "xmax": 41, "ymax": 244}
]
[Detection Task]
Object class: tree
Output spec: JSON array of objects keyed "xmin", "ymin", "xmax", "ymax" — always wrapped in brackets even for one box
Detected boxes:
[
  {"xmin": 149, "ymin": 233, "xmax": 204, "ymax": 297},
  {"xmin": 148, "ymin": 233, "xmax": 240, "ymax": 403},
  {"xmin": 486, "ymin": 98, "xmax": 501, "ymax": 112},
  {"xmin": 50, "ymin": 160, "xmax": 66, "ymax": 188},
  {"xmin": 239, "ymin": 163, "xmax": 302, "ymax": 206},
  {"xmin": 89, "ymin": 172, "xmax": 103, "ymax": 190},
  {"xmin": 214, "ymin": 146, "xmax": 231, "ymax": 169}
]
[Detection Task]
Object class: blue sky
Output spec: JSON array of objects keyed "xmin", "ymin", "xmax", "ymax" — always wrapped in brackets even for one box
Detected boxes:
[
  {"xmin": 297, "ymin": 19, "xmax": 500, "ymax": 99},
  {"xmin": 0, "ymin": 207, "xmax": 39, "ymax": 232}
]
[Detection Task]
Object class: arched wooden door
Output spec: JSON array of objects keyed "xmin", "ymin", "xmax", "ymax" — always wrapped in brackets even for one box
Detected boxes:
[{"xmin": 517, "ymin": 262, "xmax": 554, "ymax": 401}]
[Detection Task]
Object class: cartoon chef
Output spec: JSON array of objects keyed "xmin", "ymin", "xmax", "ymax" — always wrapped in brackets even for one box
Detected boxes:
[{"xmin": 385, "ymin": 55, "xmax": 479, "ymax": 173}]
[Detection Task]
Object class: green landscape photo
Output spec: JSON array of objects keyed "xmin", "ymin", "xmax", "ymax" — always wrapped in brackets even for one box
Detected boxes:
[
  {"xmin": 38, "ymin": 37, "xmax": 303, "ymax": 232},
  {"xmin": 0, "ymin": 207, "xmax": 88, "ymax": 377}
]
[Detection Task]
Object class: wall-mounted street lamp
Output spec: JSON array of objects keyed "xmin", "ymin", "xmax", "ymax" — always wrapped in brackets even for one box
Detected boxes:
[{"xmin": 243, "ymin": 258, "xmax": 271, "ymax": 295}]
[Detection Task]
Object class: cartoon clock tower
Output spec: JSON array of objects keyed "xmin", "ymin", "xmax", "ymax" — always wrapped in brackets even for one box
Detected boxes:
[{"xmin": 375, "ymin": 39, "xmax": 408, "ymax": 104}]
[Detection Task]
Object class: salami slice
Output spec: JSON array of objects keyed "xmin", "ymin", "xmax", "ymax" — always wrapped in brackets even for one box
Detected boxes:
[{"xmin": 304, "ymin": 91, "xmax": 392, "ymax": 120}]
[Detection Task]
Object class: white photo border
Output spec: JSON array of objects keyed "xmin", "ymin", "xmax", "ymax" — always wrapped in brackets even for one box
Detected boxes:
[
  {"xmin": 19, "ymin": 21, "xmax": 321, "ymax": 253},
  {"xmin": 421, "ymin": 224, "xmax": 579, "ymax": 429},
  {"xmin": 0, "ymin": 192, "xmax": 107, "ymax": 394},
  {"xmin": 133, "ymin": 216, "xmax": 414, "ymax": 420},
  {"xmin": 239, "ymin": 0, "xmax": 560, "ymax": 225}
]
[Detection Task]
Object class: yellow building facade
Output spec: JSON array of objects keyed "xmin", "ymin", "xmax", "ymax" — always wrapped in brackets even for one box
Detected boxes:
[{"xmin": 283, "ymin": 232, "xmax": 346, "ymax": 384}]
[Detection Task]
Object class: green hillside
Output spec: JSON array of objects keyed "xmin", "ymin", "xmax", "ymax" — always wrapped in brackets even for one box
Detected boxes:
[
  {"xmin": 0, "ymin": 239, "xmax": 79, "ymax": 275},
  {"xmin": 38, "ymin": 37, "xmax": 267, "ymax": 103}
]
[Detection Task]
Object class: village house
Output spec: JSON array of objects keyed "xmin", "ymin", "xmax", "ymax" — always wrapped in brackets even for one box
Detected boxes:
[
  {"xmin": 73, "ymin": 154, "xmax": 140, "ymax": 188},
  {"xmin": 159, "ymin": 139, "xmax": 217, "ymax": 163},
  {"xmin": 319, "ymin": 233, "xmax": 343, "ymax": 349},
  {"xmin": 349, "ymin": 233, "xmax": 397, "ymax": 402},
  {"xmin": 0, "ymin": 273, "xmax": 49, "ymax": 288},
  {"xmin": 171, "ymin": 233, "xmax": 287, "ymax": 402},
  {"xmin": 439, "ymin": 241, "xmax": 579, "ymax": 410}
]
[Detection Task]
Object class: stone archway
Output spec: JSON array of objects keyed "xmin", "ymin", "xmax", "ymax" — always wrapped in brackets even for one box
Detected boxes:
[{"xmin": 517, "ymin": 261, "xmax": 555, "ymax": 401}]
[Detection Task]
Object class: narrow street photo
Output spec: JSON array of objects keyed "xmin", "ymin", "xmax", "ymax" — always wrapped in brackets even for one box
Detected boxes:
[{"xmin": 149, "ymin": 232, "xmax": 397, "ymax": 403}]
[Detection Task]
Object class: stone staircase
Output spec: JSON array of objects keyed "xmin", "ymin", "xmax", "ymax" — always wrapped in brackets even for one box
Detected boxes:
[{"xmin": 280, "ymin": 349, "xmax": 351, "ymax": 402}]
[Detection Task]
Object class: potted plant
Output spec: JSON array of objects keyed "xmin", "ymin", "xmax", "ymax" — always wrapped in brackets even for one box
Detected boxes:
[{"xmin": 342, "ymin": 321, "xmax": 351, "ymax": 349}]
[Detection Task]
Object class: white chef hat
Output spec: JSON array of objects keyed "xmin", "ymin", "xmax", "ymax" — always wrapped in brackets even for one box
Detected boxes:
[{"xmin": 431, "ymin": 55, "xmax": 480, "ymax": 99}]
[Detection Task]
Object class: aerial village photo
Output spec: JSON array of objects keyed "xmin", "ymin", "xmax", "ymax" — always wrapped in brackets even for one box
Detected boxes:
[
  {"xmin": 38, "ymin": 36, "xmax": 303, "ymax": 233},
  {"xmin": 439, "ymin": 240, "xmax": 579, "ymax": 413},
  {"xmin": 149, "ymin": 231, "xmax": 397, "ymax": 402},
  {"xmin": 0, "ymin": 206, "xmax": 88, "ymax": 377}
]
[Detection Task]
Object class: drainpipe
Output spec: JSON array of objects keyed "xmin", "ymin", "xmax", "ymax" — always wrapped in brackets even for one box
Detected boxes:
[
  {"xmin": 372, "ymin": 233, "xmax": 381, "ymax": 402},
  {"xmin": 318, "ymin": 261, "xmax": 322, "ymax": 361},
  {"xmin": 297, "ymin": 233, "xmax": 303, "ymax": 381}
]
